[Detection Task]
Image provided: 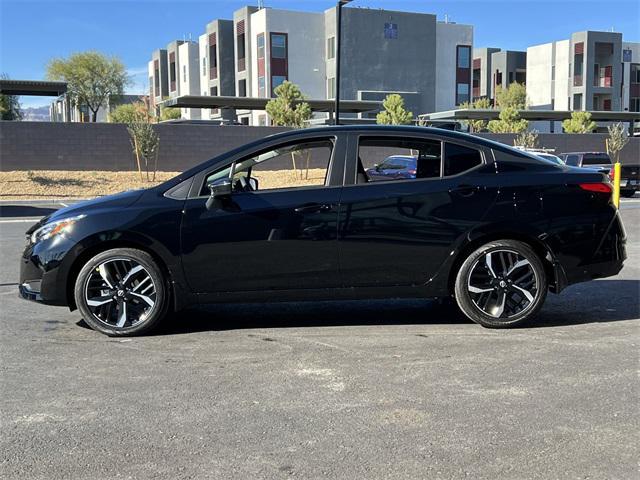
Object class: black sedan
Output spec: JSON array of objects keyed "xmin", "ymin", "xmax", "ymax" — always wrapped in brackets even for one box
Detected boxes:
[{"xmin": 19, "ymin": 126, "xmax": 626, "ymax": 335}]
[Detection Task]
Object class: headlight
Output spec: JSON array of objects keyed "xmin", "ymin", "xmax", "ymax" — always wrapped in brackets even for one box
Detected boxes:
[{"xmin": 30, "ymin": 214, "xmax": 86, "ymax": 244}]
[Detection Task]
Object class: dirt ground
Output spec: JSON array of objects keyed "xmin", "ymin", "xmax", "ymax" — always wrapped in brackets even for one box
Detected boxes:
[{"xmin": 0, "ymin": 169, "xmax": 328, "ymax": 199}]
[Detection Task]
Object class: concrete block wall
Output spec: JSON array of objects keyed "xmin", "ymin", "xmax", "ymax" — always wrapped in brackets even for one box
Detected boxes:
[
  {"xmin": 1, "ymin": 122, "xmax": 638, "ymax": 173},
  {"xmin": 0, "ymin": 122, "xmax": 288, "ymax": 172}
]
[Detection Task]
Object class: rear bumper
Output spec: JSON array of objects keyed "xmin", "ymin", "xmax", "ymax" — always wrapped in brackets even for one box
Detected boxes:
[{"xmin": 555, "ymin": 211, "xmax": 626, "ymax": 291}]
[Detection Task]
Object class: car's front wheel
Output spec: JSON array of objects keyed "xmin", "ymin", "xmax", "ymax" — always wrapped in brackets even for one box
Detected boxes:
[
  {"xmin": 454, "ymin": 240, "xmax": 547, "ymax": 328},
  {"xmin": 74, "ymin": 248, "xmax": 169, "ymax": 336}
]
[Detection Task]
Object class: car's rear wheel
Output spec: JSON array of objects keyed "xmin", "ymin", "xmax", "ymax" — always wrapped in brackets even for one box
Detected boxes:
[
  {"xmin": 454, "ymin": 240, "xmax": 547, "ymax": 328},
  {"xmin": 74, "ymin": 248, "xmax": 169, "ymax": 336}
]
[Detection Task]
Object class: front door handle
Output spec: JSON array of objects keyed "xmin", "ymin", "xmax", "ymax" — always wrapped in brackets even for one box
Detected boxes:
[
  {"xmin": 294, "ymin": 203, "xmax": 332, "ymax": 214},
  {"xmin": 449, "ymin": 185, "xmax": 477, "ymax": 197}
]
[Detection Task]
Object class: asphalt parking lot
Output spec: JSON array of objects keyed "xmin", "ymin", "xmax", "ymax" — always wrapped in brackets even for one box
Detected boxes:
[{"xmin": 1, "ymin": 199, "xmax": 639, "ymax": 479}]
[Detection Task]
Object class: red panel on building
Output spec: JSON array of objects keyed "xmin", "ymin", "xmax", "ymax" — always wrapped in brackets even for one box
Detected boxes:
[
  {"xmin": 575, "ymin": 42, "xmax": 584, "ymax": 55},
  {"xmin": 236, "ymin": 20, "xmax": 245, "ymax": 35},
  {"xmin": 473, "ymin": 58, "xmax": 481, "ymax": 69}
]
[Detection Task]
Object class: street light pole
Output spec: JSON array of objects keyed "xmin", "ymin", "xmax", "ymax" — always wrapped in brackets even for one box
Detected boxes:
[{"xmin": 334, "ymin": 0, "xmax": 352, "ymax": 125}]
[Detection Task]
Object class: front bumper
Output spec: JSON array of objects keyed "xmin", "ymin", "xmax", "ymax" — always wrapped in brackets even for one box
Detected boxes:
[{"xmin": 19, "ymin": 237, "xmax": 75, "ymax": 307}]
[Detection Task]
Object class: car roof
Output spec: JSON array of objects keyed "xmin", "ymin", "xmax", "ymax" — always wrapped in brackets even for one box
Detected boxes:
[{"xmin": 263, "ymin": 125, "xmax": 532, "ymax": 155}]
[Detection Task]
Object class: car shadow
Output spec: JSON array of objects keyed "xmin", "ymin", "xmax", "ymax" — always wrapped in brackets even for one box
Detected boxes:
[
  {"xmin": 75, "ymin": 279, "xmax": 639, "ymax": 336},
  {"xmin": 139, "ymin": 279, "xmax": 637, "ymax": 336},
  {"xmin": 0, "ymin": 205, "xmax": 58, "ymax": 218}
]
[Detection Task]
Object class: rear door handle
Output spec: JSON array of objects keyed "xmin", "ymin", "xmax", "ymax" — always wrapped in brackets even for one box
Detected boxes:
[
  {"xmin": 294, "ymin": 203, "xmax": 332, "ymax": 214},
  {"xmin": 449, "ymin": 185, "xmax": 477, "ymax": 197}
]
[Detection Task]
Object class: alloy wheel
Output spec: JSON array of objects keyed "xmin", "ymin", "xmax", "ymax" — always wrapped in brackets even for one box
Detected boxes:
[
  {"xmin": 83, "ymin": 258, "xmax": 157, "ymax": 329},
  {"xmin": 467, "ymin": 249, "xmax": 539, "ymax": 319}
]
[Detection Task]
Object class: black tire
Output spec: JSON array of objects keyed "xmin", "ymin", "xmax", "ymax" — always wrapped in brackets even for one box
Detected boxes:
[
  {"xmin": 74, "ymin": 248, "xmax": 169, "ymax": 336},
  {"xmin": 454, "ymin": 240, "xmax": 547, "ymax": 328},
  {"xmin": 620, "ymin": 190, "xmax": 636, "ymax": 198}
]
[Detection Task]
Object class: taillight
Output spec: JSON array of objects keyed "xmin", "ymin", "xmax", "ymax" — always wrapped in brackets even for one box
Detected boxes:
[
  {"xmin": 579, "ymin": 183, "xmax": 612, "ymax": 193},
  {"xmin": 609, "ymin": 169, "xmax": 615, "ymax": 182}
]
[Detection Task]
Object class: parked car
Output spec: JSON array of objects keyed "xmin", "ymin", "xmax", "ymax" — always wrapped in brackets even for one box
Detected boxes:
[
  {"xmin": 365, "ymin": 155, "xmax": 417, "ymax": 180},
  {"xmin": 613, "ymin": 164, "xmax": 639, "ymax": 198},
  {"xmin": 534, "ymin": 153, "xmax": 565, "ymax": 166},
  {"xmin": 559, "ymin": 152, "xmax": 613, "ymax": 172},
  {"xmin": 20, "ymin": 126, "xmax": 626, "ymax": 336}
]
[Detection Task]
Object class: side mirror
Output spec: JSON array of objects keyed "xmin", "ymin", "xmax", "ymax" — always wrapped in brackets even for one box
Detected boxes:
[{"xmin": 205, "ymin": 179, "xmax": 231, "ymax": 210}]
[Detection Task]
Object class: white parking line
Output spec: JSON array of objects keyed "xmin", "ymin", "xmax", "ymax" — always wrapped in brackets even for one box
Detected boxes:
[{"xmin": 0, "ymin": 218, "xmax": 41, "ymax": 223}]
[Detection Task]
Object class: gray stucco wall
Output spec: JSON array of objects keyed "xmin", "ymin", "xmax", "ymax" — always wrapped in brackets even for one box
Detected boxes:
[
  {"xmin": 335, "ymin": 8, "xmax": 437, "ymax": 115},
  {"xmin": 1, "ymin": 122, "xmax": 637, "ymax": 173}
]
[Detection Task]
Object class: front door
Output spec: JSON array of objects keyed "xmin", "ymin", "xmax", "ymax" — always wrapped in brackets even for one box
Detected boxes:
[{"xmin": 181, "ymin": 135, "xmax": 344, "ymax": 293}]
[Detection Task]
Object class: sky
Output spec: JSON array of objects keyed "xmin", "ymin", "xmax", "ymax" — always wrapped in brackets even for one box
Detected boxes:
[{"xmin": 1, "ymin": 0, "xmax": 639, "ymax": 108}]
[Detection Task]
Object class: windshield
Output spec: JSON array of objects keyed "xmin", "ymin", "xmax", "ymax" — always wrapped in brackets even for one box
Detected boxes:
[{"xmin": 582, "ymin": 154, "xmax": 612, "ymax": 166}]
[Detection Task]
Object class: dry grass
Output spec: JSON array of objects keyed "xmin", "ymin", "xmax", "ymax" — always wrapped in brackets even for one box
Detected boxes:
[
  {"xmin": 0, "ymin": 171, "xmax": 180, "ymax": 199},
  {"xmin": 0, "ymin": 169, "xmax": 328, "ymax": 199}
]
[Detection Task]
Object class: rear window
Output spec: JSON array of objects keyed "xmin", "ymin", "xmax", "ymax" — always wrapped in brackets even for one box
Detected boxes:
[
  {"xmin": 582, "ymin": 154, "xmax": 612, "ymax": 166},
  {"xmin": 564, "ymin": 155, "xmax": 580, "ymax": 166}
]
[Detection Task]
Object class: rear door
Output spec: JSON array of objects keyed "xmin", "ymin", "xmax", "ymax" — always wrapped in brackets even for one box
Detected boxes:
[{"xmin": 337, "ymin": 132, "xmax": 498, "ymax": 288}]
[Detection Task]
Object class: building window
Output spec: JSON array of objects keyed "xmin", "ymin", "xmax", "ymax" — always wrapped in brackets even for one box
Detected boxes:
[
  {"xmin": 327, "ymin": 36, "xmax": 335, "ymax": 59},
  {"xmin": 272, "ymin": 75, "xmax": 286, "ymax": 95},
  {"xmin": 327, "ymin": 77, "xmax": 336, "ymax": 99},
  {"xmin": 456, "ymin": 83, "xmax": 470, "ymax": 105},
  {"xmin": 169, "ymin": 53, "xmax": 177, "ymax": 92},
  {"xmin": 551, "ymin": 65, "xmax": 555, "ymax": 81},
  {"xmin": 258, "ymin": 76, "xmax": 266, "ymax": 97},
  {"xmin": 202, "ymin": 57, "xmax": 206, "ymax": 76},
  {"xmin": 508, "ymin": 72, "xmax": 514, "ymax": 84},
  {"xmin": 238, "ymin": 79, "xmax": 247, "ymax": 97},
  {"xmin": 258, "ymin": 114, "xmax": 267, "ymax": 126},
  {"xmin": 149, "ymin": 76, "xmax": 153, "ymax": 97},
  {"xmin": 457, "ymin": 45, "xmax": 471, "ymax": 69},
  {"xmin": 631, "ymin": 64, "xmax": 640, "ymax": 83},
  {"xmin": 257, "ymin": 33, "xmax": 265, "ymax": 59},
  {"xmin": 384, "ymin": 23, "xmax": 398, "ymax": 39},
  {"xmin": 209, "ymin": 33, "xmax": 217, "ymax": 79},
  {"xmin": 183, "ymin": 65, "xmax": 187, "ymax": 80},
  {"xmin": 210, "ymin": 86, "xmax": 219, "ymax": 114},
  {"xmin": 271, "ymin": 33, "xmax": 287, "ymax": 59},
  {"xmin": 237, "ymin": 20, "xmax": 246, "ymax": 72},
  {"xmin": 630, "ymin": 98, "xmax": 640, "ymax": 112}
]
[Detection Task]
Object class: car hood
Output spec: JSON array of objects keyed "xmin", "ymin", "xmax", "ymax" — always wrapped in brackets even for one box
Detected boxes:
[{"xmin": 43, "ymin": 189, "xmax": 146, "ymax": 225}]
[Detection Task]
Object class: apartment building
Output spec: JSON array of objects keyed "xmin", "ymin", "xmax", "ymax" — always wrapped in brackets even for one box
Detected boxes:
[
  {"xmin": 198, "ymin": 19, "xmax": 235, "ymax": 121},
  {"xmin": 148, "ymin": 5, "xmax": 473, "ymax": 124},
  {"xmin": 527, "ymin": 30, "xmax": 639, "ymax": 131},
  {"xmin": 148, "ymin": 40, "xmax": 201, "ymax": 119},
  {"xmin": 472, "ymin": 48, "xmax": 526, "ymax": 103},
  {"xmin": 148, "ymin": 48, "xmax": 168, "ymax": 107}
]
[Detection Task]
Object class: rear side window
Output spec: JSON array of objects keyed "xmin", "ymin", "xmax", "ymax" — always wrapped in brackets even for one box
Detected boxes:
[
  {"xmin": 358, "ymin": 137, "xmax": 442, "ymax": 182},
  {"xmin": 582, "ymin": 154, "xmax": 612, "ymax": 166},
  {"xmin": 444, "ymin": 143, "xmax": 483, "ymax": 176},
  {"xmin": 565, "ymin": 155, "xmax": 580, "ymax": 166}
]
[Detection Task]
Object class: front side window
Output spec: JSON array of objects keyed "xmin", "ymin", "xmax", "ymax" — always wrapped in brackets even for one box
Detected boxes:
[{"xmin": 204, "ymin": 139, "xmax": 334, "ymax": 194}]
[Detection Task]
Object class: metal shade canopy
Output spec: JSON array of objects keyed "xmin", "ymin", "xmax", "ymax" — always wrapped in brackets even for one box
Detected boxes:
[
  {"xmin": 0, "ymin": 80, "xmax": 68, "ymax": 97},
  {"xmin": 420, "ymin": 108, "xmax": 640, "ymax": 122},
  {"xmin": 160, "ymin": 95, "xmax": 382, "ymax": 114}
]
